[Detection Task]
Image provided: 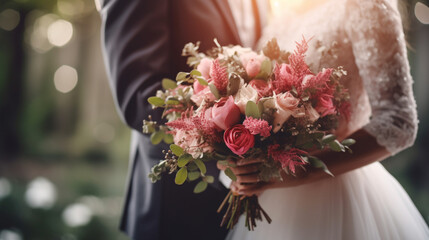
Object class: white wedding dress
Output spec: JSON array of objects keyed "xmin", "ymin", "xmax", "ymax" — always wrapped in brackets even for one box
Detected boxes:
[{"xmin": 227, "ymin": 0, "xmax": 429, "ymax": 239}]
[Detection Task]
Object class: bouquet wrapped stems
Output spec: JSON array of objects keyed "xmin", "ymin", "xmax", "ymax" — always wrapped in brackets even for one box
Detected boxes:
[{"xmin": 218, "ymin": 190, "xmax": 272, "ymax": 230}]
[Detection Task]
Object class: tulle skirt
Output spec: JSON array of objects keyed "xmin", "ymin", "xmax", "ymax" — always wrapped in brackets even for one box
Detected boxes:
[{"xmin": 227, "ymin": 162, "xmax": 429, "ymax": 240}]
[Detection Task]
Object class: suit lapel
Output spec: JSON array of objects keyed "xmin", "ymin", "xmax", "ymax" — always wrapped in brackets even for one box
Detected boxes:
[{"xmin": 212, "ymin": 0, "xmax": 242, "ymax": 45}]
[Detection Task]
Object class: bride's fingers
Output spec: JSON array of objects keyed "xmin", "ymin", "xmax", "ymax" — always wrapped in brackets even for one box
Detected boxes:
[
  {"xmin": 232, "ymin": 182, "xmax": 268, "ymax": 196},
  {"xmin": 236, "ymin": 157, "xmax": 265, "ymax": 166},
  {"xmin": 236, "ymin": 173, "xmax": 260, "ymax": 184},
  {"xmin": 231, "ymin": 164, "xmax": 259, "ymax": 175}
]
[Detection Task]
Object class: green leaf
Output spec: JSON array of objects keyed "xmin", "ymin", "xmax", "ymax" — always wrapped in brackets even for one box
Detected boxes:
[
  {"xmin": 147, "ymin": 97, "xmax": 165, "ymax": 107},
  {"xmin": 176, "ymin": 72, "xmax": 188, "ymax": 81},
  {"xmin": 321, "ymin": 134, "xmax": 336, "ymax": 144},
  {"xmin": 175, "ymin": 167, "xmax": 188, "ymax": 185},
  {"xmin": 194, "ymin": 159, "xmax": 207, "ymax": 175},
  {"xmin": 193, "ymin": 181, "xmax": 208, "ymax": 193},
  {"xmin": 224, "ymin": 168, "xmax": 237, "ymax": 181},
  {"xmin": 307, "ymin": 156, "xmax": 334, "ymax": 177},
  {"xmin": 329, "ymin": 140, "xmax": 345, "ymax": 152},
  {"xmin": 165, "ymin": 97, "xmax": 180, "ymax": 105},
  {"xmin": 188, "ymin": 171, "xmax": 200, "ymax": 181},
  {"xmin": 162, "ymin": 78, "xmax": 177, "ymax": 90},
  {"xmin": 217, "ymin": 160, "xmax": 236, "ymax": 168},
  {"xmin": 170, "ymin": 144, "xmax": 184, "ymax": 156},
  {"xmin": 245, "ymin": 101, "xmax": 261, "ymax": 119},
  {"xmin": 178, "ymin": 154, "xmax": 192, "ymax": 167},
  {"xmin": 190, "ymin": 69, "xmax": 202, "ymax": 76},
  {"xmin": 150, "ymin": 131, "xmax": 165, "ymax": 145},
  {"xmin": 197, "ymin": 77, "xmax": 208, "ymax": 86},
  {"xmin": 204, "ymin": 175, "xmax": 214, "ymax": 183},
  {"xmin": 163, "ymin": 134, "xmax": 174, "ymax": 144},
  {"xmin": 255, "ymin": 59, "xmax": 272, "ymax": 79},
  {"xmin": 209, "ymin": 83, "xmax": 220, "ymax": 99},
  {"xmin": 341, "ymin": 138, "xmax": 356, "ymax": 146},
  {"xmin": 187, "ymin": 162, "xmax": 198, "ymax": 171}
]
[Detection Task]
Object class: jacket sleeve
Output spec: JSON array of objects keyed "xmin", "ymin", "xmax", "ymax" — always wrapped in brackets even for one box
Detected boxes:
[{"xmin": 100, "ymin": 0, "xmax": 170, "ymax": 131}]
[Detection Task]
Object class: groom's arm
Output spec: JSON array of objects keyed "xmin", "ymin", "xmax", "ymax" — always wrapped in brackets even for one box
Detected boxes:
[{"xmin": 100, "ymin": 0, "xmax": 170, "ymax": 131}]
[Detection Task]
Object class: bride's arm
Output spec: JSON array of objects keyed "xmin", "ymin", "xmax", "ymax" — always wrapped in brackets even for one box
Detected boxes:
[{"xmin": 235, "ymin": 0, "xmax": 418, "ymax": 195}]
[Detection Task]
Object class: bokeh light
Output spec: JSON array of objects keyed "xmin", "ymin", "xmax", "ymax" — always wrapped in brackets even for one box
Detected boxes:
[
  {"xmin": 47, "ymin": 19, "xmax": 73, "ymax": 47},
  {"xmin": 62, "ymin": 203, "xmax": 93, "ymax": 227},
  {"xmin": 0, "ymin": 230, "xmax": 22, "ymax": 240},
  {"xmin": 29, "ymin": 13, "xmax": 57, "ymax": 53},
  {"xmin": 25, "ymin": 177, "xmax": 57, "ymax": 209},
  {"xmin": 0, "ymin": 9, "xmax": 20, "ymax": 31},
  {"xmin": 415, "ymin": 2, "xmax": 429, "ymax": 24},
  {"xmin": 54, "ymin": 65, "xmax": 78, "ymax": 93}
]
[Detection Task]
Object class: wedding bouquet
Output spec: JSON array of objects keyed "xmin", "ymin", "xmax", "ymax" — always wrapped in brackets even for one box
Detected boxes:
[{"xmin": 144, "ymin": 38, "xmax": 354, "ymax": 230}]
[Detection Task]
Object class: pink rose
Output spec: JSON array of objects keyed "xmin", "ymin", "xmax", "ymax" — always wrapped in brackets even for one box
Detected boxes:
[
  {"xmin": 174, "ymin": 129, "xmax": 214, "ymax": 158},
  {"xmin": 315, "ymin": 94, "xmax": 336, "ymax": 117},
  {"xmin": 191, "ymin": 87, "xmax": 216, "ymax": 107},
  {"xmin": 212, "ymin": 96, "xmax": 241, "ymax": 130},
  {"xmin": 249, "ymin": 79, "xmax": 272, "ymax": 97},
  {"xmin": 273, "ymin": 92, "xmax": 300, "ymax": 132},
  {"xmin": 197, "ymin": 58, "xmax": 213, "ymax": 80},
  {"xmin": 240, "ymin": 52, "xmax": 265, "ymax": 78},
  {"xmin": 224, "ymin": 124, "xmax": 255, "ymax": 155}
]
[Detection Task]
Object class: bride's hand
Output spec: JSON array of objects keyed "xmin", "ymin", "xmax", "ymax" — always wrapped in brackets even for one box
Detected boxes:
[{"xmin": 217, "ymin": 157, "xmax": 266, "ymax": 195}]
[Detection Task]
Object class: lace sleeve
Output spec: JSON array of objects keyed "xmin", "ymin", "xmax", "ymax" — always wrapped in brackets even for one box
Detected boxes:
[{"xmin": 345, "ymin": 0, "xmax": 418, "ymax": 155}]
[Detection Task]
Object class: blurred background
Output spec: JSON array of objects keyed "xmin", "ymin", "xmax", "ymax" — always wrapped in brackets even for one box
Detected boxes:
[{"xmin": 0, "ymin": 0, "xmax": 428, "ymax": 239}]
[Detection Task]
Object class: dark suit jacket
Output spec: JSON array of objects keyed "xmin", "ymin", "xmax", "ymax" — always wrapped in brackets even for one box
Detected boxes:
[{"xmin": 100, "ymin": 0, "xmax": 241, "ymax": 239}]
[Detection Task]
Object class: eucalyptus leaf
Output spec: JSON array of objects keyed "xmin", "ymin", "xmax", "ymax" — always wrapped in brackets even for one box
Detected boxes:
[
  {"xmin": 193, "ymin": 181, "xmax": 208, "ymax": 193},
  {"xmin": 165, "ymin": 98, "xmax": 180, "ymax": 105},
  {"xmin": 163, "ymin": 134, "xmax": 174, "ymax": 144},
  {"xmin": 245, "ymin": 101, "xmax": 261, "ymax": 119},
  {"xmin": 307, "ymin": 156, "xmax": 334, "ymax": 177},
  {"xmin": 190, "ymin": 69, "xmax": 202, "ymax": 76},
  {"xmin": 194, "ymin": 159, "xmax": 207, "ymax": 175},
  {"xmin": 187, "ymin": 162, "xmax": 198, "ymax": 171},
  {"xmin": 217, "ymin": 160, "xmax": 236, "ymax": 168},
  {"xmin": 175, "ymin": 167, "xmax": 188, "ymax": 185},
  {"xmin": 255, "ymin": 59, "xmax": 272, "ymax": 79},
  {"xmin": 209, "ymin": 83, "xmax": 220, "ymax": 99},
  {"xmin": 150, "ymin": 131, "xmax": 165, "ymax": 145},
  {"xmin": 178, "ymin": 154, "xmax": 192, "ymax": 167},
  {"xmin": 170, "ymin": 144, "xmax": 184, "ymax": 156},
  {"xmin": 197, "ymin": 77, "xmax": 209, "ymax": 86},
  {"xmin": 162, "ymin": 78, "xmax": 177, "ymax": 90},
  {"xmin": 204, "ymin": 175, "xmax": 215, "ymax": 183},
  {"xmin": 225, "ymin": 168, "xmax": 237, "ymax": 181},
  {"xmin": 176, "ymin": 72, "xmax": 188, "ymax": 81},
  {"xmin": 321, "ymin": 134, "xmax": 336, "ymax": 144},
  {"xmin": 147, "ymin": 97, "xmax": 165, "ymax": 107},
  {"xmin": 188, "ymin": 171, "xmax": 200, "ymax": 181},
  {"xmin": 329, "ymin": 140, "xmax": 345, "ymax": 152},
  {"xmin": 341, "ymin": 138, "xmax": 356, "ymax": 146}
]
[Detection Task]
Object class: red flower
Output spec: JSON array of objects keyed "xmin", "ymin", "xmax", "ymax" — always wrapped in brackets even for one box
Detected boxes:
[
  {"xmin": 268, "ymin": 144, "xmax": 307, "ymax": 173},
  {"xmin": 243, "ymin": 117, "xmax": 272, "ymax": 138},
  {"xmin": 224, "ymin": 124, "xmax": 255, "ymax": 156}
]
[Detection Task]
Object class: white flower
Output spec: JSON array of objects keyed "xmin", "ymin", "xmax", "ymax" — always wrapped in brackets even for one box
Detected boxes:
[{"xmin": 234, "ymin": 84, "xmax": 259, "ymax": 114}]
